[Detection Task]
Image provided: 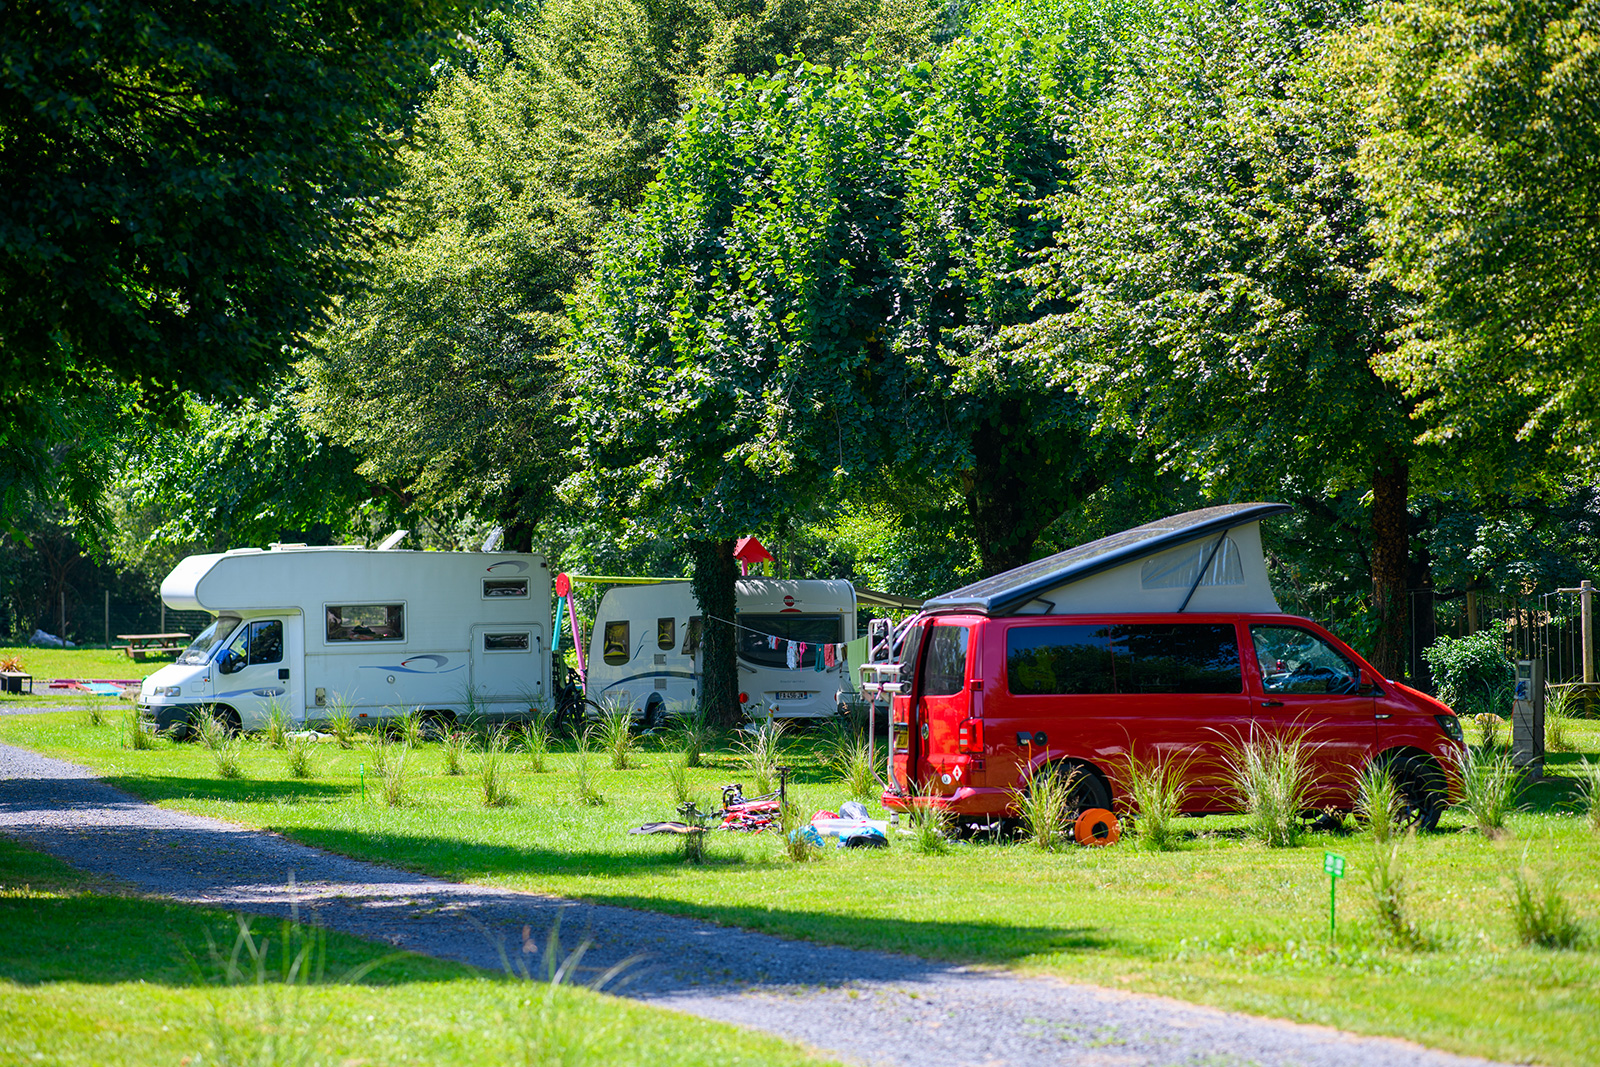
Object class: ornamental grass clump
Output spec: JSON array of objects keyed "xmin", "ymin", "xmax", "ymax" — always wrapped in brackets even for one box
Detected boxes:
[
  {"xmin": 737, "ymin": 716, "xmax": 787, "ymax": 795},
  {"xmin": 283, "ymin": 733, "xmax": 314, "ymax": 779},
  {"xmin": 1366, "ymin": 838, "xmax": 1430, "ymax": 950},
  {"xmin": 1471, "ymin": 712, "xmax": 1504, "ymax": 753},
  {"xmin": 829, "ymin": 731, "xmax": 877, "ymax": 802},
  {"xmin": 597, "ymin": 703, "xmax": 636, "ymax": 770},
  {"xmin": 1507, "ymin": 849, "xmax": 1587, "ymax": 949},
  {"xmin": 1220, "ymin": 729, "xmax": 1317, "ymax": 848},
  {"xmin": 1450, "ymin": 745, "xmax": 1525, "ymax": 837},
  {"xmin": 1576, "ymin": 757, "xmax": 1600, "ymax": 833},
  {"xmin": 123, "ymin": 707, "xmax": 155, "ymax": 750},
  {"xmin": 1544, "ymin": 687, "xmax": 1577, "ymax": 753},
  {"xmin": 781, "ymin": 800, "xmax": 824, "ymax": 863},
  {"xmin": 908, "ymin": 798, "xmax": 952, "ymax": 856},
  {"xmin": 261, "ymin": 701, "xmax": 291, "ymax": 749},
  {"xmin": 80, "ymin": 695, "xmax": 110, "ymax": 728},
  {"xmin": 664, "ymin": 759, "xmax": 692, "ymax": 805},
  {"xmin": 1009, "ymin": 765, "xmax": 1073, "ymax": 852},
  {"xmin": 1356, "ymin": 761, "xmax": 1401, "ymax": 844},
  {"xmin": 573, "ymin": 730, "xmax": 604, "ymax": 806},
  {"xmin": 325, "ymin": 694, "xmax": 357, "ymax": 749},
  {"xmin": 520, "ymin": 714, "xmax": 552, "ymax": 773},
  {"xmin": 671, "ymin": 706, "xmax": 715, "ymax": 768},
  {"xmin": 372, "ymin": 734, "xmax": 411, "ymax": 807},
  {"xmin": 478, "ymin": 728, "xmax": 513, "ymax": 808},
  {"xmin": 1122, "ymin": 751, "xmax": 1190, "ymax": 851},
  {"xmin": 441, "ymin": 727, "xmax": 472, "ymax": 776}
]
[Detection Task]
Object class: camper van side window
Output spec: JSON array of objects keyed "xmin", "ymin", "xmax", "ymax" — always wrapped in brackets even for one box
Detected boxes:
[
  {"xmin": 603, "ymin": 621, "xmax": 630, "ymax": 665},
  {"xmin": 326, "ymin": 604, "xmax": 405, "ymax": 642},
  {"xmin": 247, "ymin": 620, "xmax": 283, "ymax": 664},
  {"xmin": 1006, "ymin": 626, "xmax": 1116, "ymax": 694},
  {"xmin": 681, "ymin": 617, "xmax": 702, "ymax": 658},
  {"xmin": 920, "ymin": 626, "xmax": 969, "ymax": 696},
  {"xmin": 483, "ymin": 578, "xmax": 529, "ymax": 598},
  {"xmin": 484, "ymin": 632, "xmax": 531, "ymax": 652},
  {"xmin": 1111, "ymin": 624, "xmax": 1241, "ymax": 694},
  {"xmin": 657, "ymin": 617, "xmax": 676, "ymax": 650}
]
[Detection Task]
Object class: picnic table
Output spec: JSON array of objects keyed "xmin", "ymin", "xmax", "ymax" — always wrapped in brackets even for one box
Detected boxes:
[
  {"xmin": 1, "ymin": 671, "xmax": 33, "ymax": 694},
  {"xmin": 117, "ymin": 633, "xmax": 192, "ymax": 661}
]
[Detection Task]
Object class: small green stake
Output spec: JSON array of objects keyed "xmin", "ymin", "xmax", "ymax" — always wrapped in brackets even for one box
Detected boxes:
[
  {"xmin": 1324, "ymin": 851, "xmax": 1346, "ymax": 941},
  {"xmin": 360, "ymin": 762, "xmax": 366, "ymax": 802}
]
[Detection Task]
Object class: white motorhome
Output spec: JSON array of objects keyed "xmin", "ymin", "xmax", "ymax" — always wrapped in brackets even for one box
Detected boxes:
[
  {"xmin": 584, "ymin": 578, "xmax": 857, "ymax": 721},
  {"xmin": 138, "ymin": 546, "xmax": 552, "ymax": 732}
]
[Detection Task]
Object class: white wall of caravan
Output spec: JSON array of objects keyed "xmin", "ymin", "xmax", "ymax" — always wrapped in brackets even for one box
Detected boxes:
[{"xmin": 585, "ymin": 578, "xmax": 856, "ymax": 720}]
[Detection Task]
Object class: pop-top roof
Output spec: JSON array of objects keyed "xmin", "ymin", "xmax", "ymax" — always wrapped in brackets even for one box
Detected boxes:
[{"xmin": 922, "ymin": 502, "xmax": 1292, "ymax": 616}]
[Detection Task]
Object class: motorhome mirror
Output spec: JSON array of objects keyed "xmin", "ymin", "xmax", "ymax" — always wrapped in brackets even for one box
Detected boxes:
[{"xmin": 218, "ymin": 649, "xmax": 245, "ymax": 675}]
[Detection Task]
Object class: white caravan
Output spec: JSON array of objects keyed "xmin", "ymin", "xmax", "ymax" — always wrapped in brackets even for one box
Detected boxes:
[
  {"xmin": 138, "ymin": 546, "xmax": 552, "ymax": 733},
  {"xmin": 585, "ymin": 579, "xmax": 857, "ymax": 721}
]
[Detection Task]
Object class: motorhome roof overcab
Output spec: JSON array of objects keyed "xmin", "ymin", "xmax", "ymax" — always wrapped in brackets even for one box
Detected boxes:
[
  {"xmin": 585, "ymin": 578, "xmax": 857, "ymax": 721},
  {"xmin": 139, "ymin": 546, "xmax": 553, "ymax": 732},
  {"xmin": 882, "ymin": 503, "xmax": 1463, "ymax": 830}
]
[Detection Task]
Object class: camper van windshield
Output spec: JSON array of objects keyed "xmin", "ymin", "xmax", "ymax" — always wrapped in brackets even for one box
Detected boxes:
[
  {"xmin": 179, "ymin": 617, "xmax": 239, "ymax": 665},
  {"xmin": 737, "ymin": 614, "xmax": 841, "ymax": 669}
]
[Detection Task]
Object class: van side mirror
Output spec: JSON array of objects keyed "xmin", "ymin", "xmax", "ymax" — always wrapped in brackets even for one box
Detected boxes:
[
  {"xmin": 1358, "ymin": 670, "xmax": 1382, "ymax": 697},
  {"xmin": 218, "ymin": 649, "xmax": 245, "ymax": 675}
]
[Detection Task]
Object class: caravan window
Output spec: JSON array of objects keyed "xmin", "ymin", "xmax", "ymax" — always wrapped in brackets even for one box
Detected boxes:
[
  {"xmin": 483, "ymin": 578, "xmax": 528, "ymax": 598},
  {"xmin": 603, "ymin": 621, "xmax": 630, "ymax": 665},
  {"xmin": 484, "ymin": 632, "xmax": 531, "ymax": 652},
  {"xmin": 657, "ymin": 618, "xmax": 676, "ymax": 650},
  {"xmin": 736, "ymin": 614, "xmax": 841, "ymax": 670},
  {"xmin": 326, "ymin": 604, "xmax": 405, "ymax": 642},
  {"xmin": 681, "ymin": 617, "xmax": 702, "ymax": 658}
]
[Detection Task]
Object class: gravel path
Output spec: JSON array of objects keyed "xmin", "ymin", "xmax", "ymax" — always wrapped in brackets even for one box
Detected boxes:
[{"xmin": 0, "ymin": 742, "xmax": 1502, "ymax": 1067}]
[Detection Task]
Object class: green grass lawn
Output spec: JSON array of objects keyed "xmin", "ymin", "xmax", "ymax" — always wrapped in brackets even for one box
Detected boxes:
[
  {"xmin": 0, "ymin": 645, "xmax": 173, "ymax": 708},
  {"xmin": 0, "ymin": 836, "xmax": 837, "ymax": 1067},
  {"xmin": 4, "ymin": 713, "xmax": 1599, "ymax": 1066}
]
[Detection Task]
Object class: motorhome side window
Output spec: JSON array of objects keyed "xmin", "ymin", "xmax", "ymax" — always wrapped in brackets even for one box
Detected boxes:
[
  {"xmin": 681, "ymin": 617, "xmax": 702, "ymax": 658},
  {"xmin": 736, "ymin": 614, "xmax": 842, "ymax": 669},
  {"xmin": 603, "ymin": 621, "xmax": 630, "ymax": 665},
  {"xmin": 1006, "ymin": 623, "xmax": 1241, "ymax": 695},
  {"xmin": 326, "ymin": 604, "xmax": 405, "ymax": 642},
  {"xmin": 920, "ymin": 626, "xmax": 969, "ymax": 696},
  {"xmin": 657, "ymin": 617, "xmax": 675, "ymax": 650},
  {"xmin": 483, "ymin": 578, "xmax": 528, "ymax": 598},
  {"xmin": 223, "ymin": 620, "xmax": 283, "ymax": 666},
  {"xmin": 484, "ymin": 632, "xmax": 531, "ymax": 652}
]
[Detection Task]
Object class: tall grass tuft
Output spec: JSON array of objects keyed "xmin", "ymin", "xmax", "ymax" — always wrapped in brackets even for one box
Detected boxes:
[
  {"xmin": 782, "ymin": 800, "xmax": 824, "ymax": 862},
  {"xmin": 80, "ymin": 695, "xmax": 110, "ymax": 728},
  {"xmin": 1575, "ymin": 757, "xmax": 1600, "ymax": 833},
  {"xmin": 284, "ymin": 733, "xmax": 314, "ymax": 779},
  {"xmin": 325, "ymin": 694, "xmax": 357, "ymax": 749},
  {"xmin": 736, "ymin": 717, "xmax": 787, "ymax": 795},
  {"xmin": 664, "ymin": 759, "xmax": 692, "ymax": 805},
  {"xmin": 194, "ymin": 708, "xmax": 231, "ymax": 751},
  {"xmin": 194, "ymin": 709, "xmax": 244, "ymax": 779},
  {"xmin": 1220, "ymin": 729, "xmax": 1317, "ymax": 848},
  {"xmin": 394, "ymin": 707, "xmax": 426, "ymax": 747},
  {"xmin": 829, "ymin": 731, "xmax": 878, "ymax": 801},
  {"xmin": 1470, "ymin": 712, "xmax": 1503, "ymax": 752},
  {"xmin": 672, "ymin": 705, "xmax": 715, "ymax": 768},
  {"xmin": 1356, "ymin": 762, "xmax": 1401, "ymax": 844},
  {"xmin": 908, "ymin": 798, "xmax": 952, "ymax": 855},
  {"xmin": 372, "ymin": 734, "xmax": 411, "ymax": 807},
  {"xmin": 1366, "ymin": 839, "xmax": 1429, "ymax": 949},
  {"xmin": 597, "ymin": 704, "xmax": 636, "ymax": 770},
  {"xmin": 1508, "ymin": 850, "xmax": 1587, "ymax": 949},
  {"xmin": 1545, "ymin": 687, "xmax": 1577, "ymax": 753},
  {"xmin": 478, "ymin": 729, "xmax": 513, "ymax": 807},
  {"xmin": 1450, "ymin": 745, "xmax": 1525, "ymax": 837},
  {"xmin": 495, "ymin": 915, "xmax": 642, "ymax": 1067},
  {"xmin": 1121, "ymin": 751, "xmax": 1190, "ymax": 851},
  {"xmin": 520, "ymin": 714, "xmax": 552, "ymax": 773},
  {"xmin": 258, "ymin": 701, "xmax": 290, "ymax": 749},
  {"xmin": 441, "ymin": 727, "xmax": 472, "ymax": 776},
  {"xmin": 123, "ymin": 708, "xmax": 155, "ymax": 750},
  {"xmin": 573, "ymin": 730, "xmax": 604, "ymax": 806},
  {"xmin": 1010, "ymin": 766, "xmax": 1073, "ymax": 851}
]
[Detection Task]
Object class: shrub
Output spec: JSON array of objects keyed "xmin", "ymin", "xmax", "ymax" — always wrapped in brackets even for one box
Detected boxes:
[
  {"xmin": 1121, "ymin": 751, "xmax": 1190, "ymax": 851},
  {"xmin": 1450, "ymin": 745, "xmax": 1525, "ymax": 837},
  {"xmin": 478, "ymin": 729, "xmax": 513, "ymax": 807},
  {"xmin": 1220, "ymin": 729, "xmax": 1317, "ymax": 847},
  {"xmin": 1009, "ymin": 766, "xmax": 1074, "ymax": 851},
  {"xmin": 1422, "ymin": 630, "xmax": 1514, "ymax": 717},
  {"xmin": 736, "ymin": 717, "xmax": 786, "ymax": 795}
]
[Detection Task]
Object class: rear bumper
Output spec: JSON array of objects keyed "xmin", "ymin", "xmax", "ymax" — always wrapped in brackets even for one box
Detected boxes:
[{"xmin": 881, "ymin": 785, "xmax": 1014, "ymax": 816}]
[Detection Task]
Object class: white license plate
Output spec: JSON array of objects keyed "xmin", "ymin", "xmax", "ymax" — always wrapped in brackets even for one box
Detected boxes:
[{"xmin": 776, "ymin": 691, "xmax": 809, "ymax": 700}]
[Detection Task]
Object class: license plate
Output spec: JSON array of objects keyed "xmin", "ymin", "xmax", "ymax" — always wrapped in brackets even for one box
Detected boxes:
[{"xmin": 776, "ymin": 691, "xmax": 809, "ymax": 700}]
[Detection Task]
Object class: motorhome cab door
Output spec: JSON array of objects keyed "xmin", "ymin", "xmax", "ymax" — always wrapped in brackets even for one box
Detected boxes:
[{"xmin": 214, "ymin": 615, "xmax": 302, "ymax": 726}]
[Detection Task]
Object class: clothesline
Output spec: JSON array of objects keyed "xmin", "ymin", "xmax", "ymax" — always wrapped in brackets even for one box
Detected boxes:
[{"xmin": 699, "ymin": 613, "xmax": 849, "ymax": 671}]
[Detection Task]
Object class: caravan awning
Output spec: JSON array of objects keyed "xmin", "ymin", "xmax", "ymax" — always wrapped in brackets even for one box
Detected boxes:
[{"xmin": 921, "ymin": 502, "xmax": 1292, "ymax": 616}]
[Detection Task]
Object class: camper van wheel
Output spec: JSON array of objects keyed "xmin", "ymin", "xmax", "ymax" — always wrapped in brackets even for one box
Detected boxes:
[
  {"xmin": 1386, "ymin": 752, "xmax": 1446, "ymax": 833},
  {"xmin": 420, "ymin": 709, "xmax": 456, "ymax": 739},
  {"xmin": 642, "ymin": 698, "xmax": 662, "ymax": 729},
  {"xmin": 1044, "ymin": 761, "xmax": 1112, "ymax": 816},
  {"xmin": 201, "ymin": 705, "xmax": 241, "ymax": 738}
]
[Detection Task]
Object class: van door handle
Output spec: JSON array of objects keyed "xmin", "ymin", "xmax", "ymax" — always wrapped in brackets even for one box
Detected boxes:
[
  {"xmin": 1259, "ymin": 700, "xmax": 1284, "ymax": 708},
  {"xmin": 1374, "ymin": 713, "xmax": 1392, "ymax": 720}
]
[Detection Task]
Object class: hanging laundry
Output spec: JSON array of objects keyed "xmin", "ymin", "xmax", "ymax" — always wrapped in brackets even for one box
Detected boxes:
[
  {"xmin": 786, "ymin": 640, "xmax": 801, "ymax": 670},
  {"xmin": 814, "ymin": 647, "xmax": 826, "ymax": 672},
  {"xmin": 822, "ymin": 644, "xmax": 836, "ymax": 670},
  {"xmin": 768, "ymin": 633, "xmax": 779, "ymax": 650}
]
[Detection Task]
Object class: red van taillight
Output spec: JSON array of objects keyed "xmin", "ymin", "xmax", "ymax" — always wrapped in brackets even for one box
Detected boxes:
[{"xmin": 957, "ymin": 718, "xmax": 983, "ymax": 753}]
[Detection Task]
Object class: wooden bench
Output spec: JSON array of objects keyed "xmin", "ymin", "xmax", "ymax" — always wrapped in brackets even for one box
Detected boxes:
[
  {"xmin": 0, "ymin": 671, "xmax": 33, "ymax": 695},
  {"xmin": 116, "ymin": 633, "xmax": 192, "ymax": 661}
]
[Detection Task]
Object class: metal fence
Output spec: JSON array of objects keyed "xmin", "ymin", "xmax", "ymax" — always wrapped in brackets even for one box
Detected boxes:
[{"xmin": 3, "ymin": 587, "xmax": 211, "ymax": 651}]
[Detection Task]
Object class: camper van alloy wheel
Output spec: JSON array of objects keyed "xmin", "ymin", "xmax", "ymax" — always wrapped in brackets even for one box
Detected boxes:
[
  {"xmin": 1045, "ymin": 760, "xmax": 1113, "ymax": 816},
  {"xmin": 1387, "ymin": 752, "xmax": 1447, "ymax": 832}
]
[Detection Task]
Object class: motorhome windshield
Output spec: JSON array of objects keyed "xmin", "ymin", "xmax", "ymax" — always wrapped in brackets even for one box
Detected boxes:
[
  {"xmin": 737, "ymin": 614, "xmax": 842, "ymax": 669},
  {"xmin": 178, "ymin": 616, "xmax": 240, "ymax": 665}
]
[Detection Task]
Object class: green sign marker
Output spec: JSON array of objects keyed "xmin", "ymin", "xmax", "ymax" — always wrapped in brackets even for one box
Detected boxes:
[{"xmin": 1324, "ymin": 851, "xmax": 1345, "ymax": 941}]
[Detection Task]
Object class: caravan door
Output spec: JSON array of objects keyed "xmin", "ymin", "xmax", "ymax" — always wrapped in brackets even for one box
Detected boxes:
[{"xmin": 471, "ymin": 624, "xmax": 544, "ymax": 708}]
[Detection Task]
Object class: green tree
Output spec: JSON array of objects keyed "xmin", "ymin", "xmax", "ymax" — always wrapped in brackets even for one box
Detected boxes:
[
  {"xmin": 1024, "ymin": 0, "xmax": 1426, "ymax": 675},
  {"xmin": 300, "ymin": 0, "xmax": 945, "ymax": 545},
  {"xmin": 1334, "ymin": 0, "xmax": 1600, "ymax": 472},
  {"xmin": 566, "ymin": 6, "xmax": 1146, "ymax": 721},
  {"xmin": 0, "ymin": 0, "xmax": 467, "ymax": 524}
]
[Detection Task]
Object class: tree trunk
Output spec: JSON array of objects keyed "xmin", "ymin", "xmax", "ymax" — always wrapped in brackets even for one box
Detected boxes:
[
  {"xmin": 690, "ymin": 537, "xmax": 741, "ymax": 728},
  {"xmin": 1369, "ymin": 457, "xmax": 1409, "ymax": 680},
  {"xmin": 1406, "ymin": 533, "xmax": 1437, "ymax": 693}
]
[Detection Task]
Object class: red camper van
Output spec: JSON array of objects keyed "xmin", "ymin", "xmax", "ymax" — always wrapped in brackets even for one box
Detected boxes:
[{"xmin": 881, "ymin": 504, "xmax": 1463, "ymax": 830}]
